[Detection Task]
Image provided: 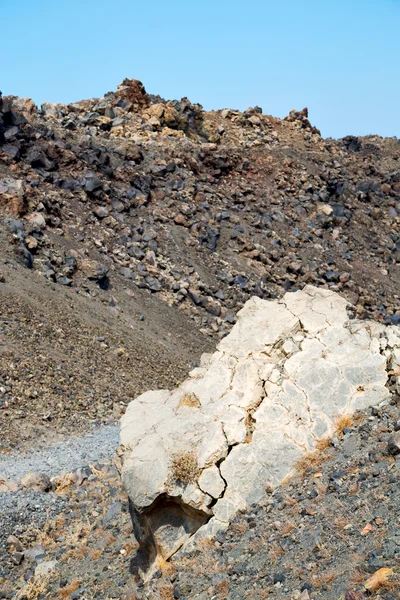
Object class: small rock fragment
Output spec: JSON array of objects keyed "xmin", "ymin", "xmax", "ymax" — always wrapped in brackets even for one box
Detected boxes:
[
  {"xmin": 35, "ymin": 560, "xmax": 58, "ymax": 577},
  {"xmin": 364, "ymin": 568, "xmax": 393, "ymax": 592},
  {"xmin": 20, "ymin": 472, "xmax": 51, "ymax": 492},
  {"xmin": 387, "ymin": 432, "xmax": 400, "ymax": 455}
]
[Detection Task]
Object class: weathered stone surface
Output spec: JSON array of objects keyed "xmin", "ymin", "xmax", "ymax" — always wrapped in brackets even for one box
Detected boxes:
[
  {"xmin": 117, "ymin": 285, "xmax": 398, "ymax": 574},
  {"xmin": 20, "ymin": 472, "xmax": 51, "ymax": 492}
]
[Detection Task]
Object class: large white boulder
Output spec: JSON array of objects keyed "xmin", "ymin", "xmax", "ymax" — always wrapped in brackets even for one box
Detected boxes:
[{"xmin": 116, "ymin": 285, "xmax": 399, "ymax": 576}]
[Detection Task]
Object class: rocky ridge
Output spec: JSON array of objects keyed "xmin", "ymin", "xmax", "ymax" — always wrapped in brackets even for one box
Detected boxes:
[
  {"xmin": 1, "ymin": 77, "xmax": 399, "ymax": 449},
  {"xmin": 1, "ymin": 78, "xmax": 399, "ymax": 334}
]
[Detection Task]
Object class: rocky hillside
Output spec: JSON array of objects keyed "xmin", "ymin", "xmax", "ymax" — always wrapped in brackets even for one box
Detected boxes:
[
  {"xmin": 0, "ymin": 79, "xmax": 399, "ymax": 599},
  {"xmin": 1, "ymin": 78, "xmax": 399, "ymax": 448}
]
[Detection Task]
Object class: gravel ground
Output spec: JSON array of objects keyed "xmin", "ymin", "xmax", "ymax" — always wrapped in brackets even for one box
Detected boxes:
[
  {"xmin": 0, "ymin": 424, "xmax": 119, "ymax": 483},
  {"xmin": 1, "ymin": 401, "xmax": 400, "ymax": 600},
  {"xmin": 0, "ymin": 424, "xmax": 120, "ymax": 592}
]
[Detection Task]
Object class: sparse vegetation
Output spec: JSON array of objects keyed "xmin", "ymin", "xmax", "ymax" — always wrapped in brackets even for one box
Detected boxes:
[
  {"xmin": 178, "ymin": 393, "xmax": 201, "ymax": 408},
  {"xmin": 53, "ymin": 472, "xmax": 75, "ymax": 493},
  {"xmin": 295, "ymin": 445, "xmax": 334, "ymax": 475},
  {"xmin": 169, "ymin": 451, "xmax": 199, "ymax": 485},
  {"xmin": 57, "ymin": 580, "xmax": 80, "ymax": 598},
  {"xmin": 14, "ymin": 573, "xmax": 51, "ymax": 600}
]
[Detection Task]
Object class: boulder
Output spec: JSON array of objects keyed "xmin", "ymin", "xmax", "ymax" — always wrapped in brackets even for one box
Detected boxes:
[{"xmin": 116, "ymin": 286, "xmax": 399, "ymax": 577}]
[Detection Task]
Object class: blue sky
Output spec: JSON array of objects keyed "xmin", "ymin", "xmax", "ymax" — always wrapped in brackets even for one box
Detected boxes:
[{"xmin": 3, "ymin": 0, "xmax": 399, "ymax": 138}]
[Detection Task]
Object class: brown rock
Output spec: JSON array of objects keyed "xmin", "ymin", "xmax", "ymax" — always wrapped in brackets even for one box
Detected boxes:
[
  {"xmin": 364, "ymin": 568, "xmax": 393, "ymax": 592},
  {"xmin": 20, "ymin": 472, "xmax": 51, "ymax": 492},
  {"xmin": 174, "ymin": 214, "xmax": 187, "ymax": 226},
  {"xmin": 115, "ymin": 79, "xmax": 149, "ymax": 111},
  {"xmin": 25, "ymin": 235, "xmax": 38, "ymax": 251},
  {"xmin": 7, "ymin": 535, "xmax": 23, "ymax": 552},
  {"xmin": 79, "ymin": 259, "xmax": 108, "ymax": 281}
]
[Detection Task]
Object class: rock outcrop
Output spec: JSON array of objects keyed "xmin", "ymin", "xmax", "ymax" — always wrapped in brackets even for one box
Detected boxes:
[{"xmin": 117, "ymin": 285, "xmax": 400, "ymax": 576}]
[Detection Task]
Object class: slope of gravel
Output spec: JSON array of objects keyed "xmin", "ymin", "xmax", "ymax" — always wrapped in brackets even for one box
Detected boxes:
[
  {"xmin": 0, "ymin": 424, "xmax": 120, "ymax": 594},
  {"xmin": 146, "ymin": 399, "xmax": 400, "ymax": 600},
  {"xmin": 0, "ymin": 424, "xmax": 119, "ymax": 483},
  {"xmin": 1, "ymin": 397, "xmax": 399, "ymax": 599}
]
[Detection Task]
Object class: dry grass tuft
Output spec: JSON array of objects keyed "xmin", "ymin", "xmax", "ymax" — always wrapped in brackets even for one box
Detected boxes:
[
  {"xmin": 295, "ymin": 446, "xmax": 333, "ymax": 475},
  {"xmin": 316, "ymin": 437, "xmax": 331, "ymax": 451},
  {"xmin": 62, "ymin": 519, "xmax": 96, "ymax": 561},
  {"xmin": 198, "ymin": 537, "xmax": 216, "ymax": 551},
  {"xmin": 309, "ymin": 569, "xmax": 338, "ymax": 588},
  {"xmin": 269, "ymin": 542, "xmax": 286, "ymax": 561},
  {"xmin": 335, "ymin": 413, "xmax": 354, "ymax": 436},
  {"xmin": 296, "ymin": 412, "xmax": 364, "ymax": 475},
  {"xmin": 89, "ymin": 462, "xmax": 108, "ymax": 478},
  {"xmin": 281, "ymin": 521, "xmax": 296, "ymax": 536},
  {"xmin": 19, "ymin": 520, "xmax": 57, "ymax": 550},
  {"xmin": 53, "ymin": 472, "xmax": 75, "ymax": 493},
  {"xmin": 230, "ymin": 521, "xmax": 248, "ymax": 535},
  {"xmin": 156, "ymin": 585, "xmax": 174, "ymax": 600},
  {"xmin": 14, "ymin": 573, "xmax": 51, "ymax": 600},
  {"xmin": 178, "ymin": 393, "xmax": 200, "ymax": 408},
  {"xmin": 169, "ymin": 451, "xmax": 199, "ymax": 485},
  {"xmin": 349, "ymin": 567, "xmax": 369, "ymax": 587},
  {"xmin": 334, "ymin": 516, "xmax": 349, "ymax": 531},
  {"xmin": 69, "ymin": 519, "xmax": 94, "ymax": 546},
  {"xmin": 214, "ymin": 579, "xmax": 230, "ymax": 599},
  {"xmin": 180, "ymin": 538, "xmax": 225, "ymax": 578},
  {"xmin": 58, "ymin": 580, "xmax": 80, "ymax": 598}
]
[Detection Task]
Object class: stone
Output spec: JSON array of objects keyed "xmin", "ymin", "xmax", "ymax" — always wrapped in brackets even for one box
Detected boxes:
[
  {"xmin": 5, "ymin": 217, "xmax": 24, "ymax": 234},
  {"xmin": 145, "ymin": 276, "xmax": 162, "ymax": 292},
  {"xmin": 79, "ymin": 259, "xmax": 108, "ymax": 282},
  {"xmin": 387, "ymin": 432, "xmax": 400, "ymax": 456},
  {"xmin": 26, "ymin": 212, "xmax": 46, "ymax": 229},
  {"xmin": 7, "ymin": 535, "xmax": 23, "ymax": 552},
  {"xmin": 26, "ymin": 145, "xmax": 53, "ymax": 170},
  {"xmin": 25, "ymin": 545, "xmax": 46, "ymax": 560},
  {"xmin": 117, "ymin": 286, "xmax": 398, "ymax": 577},
  {"xmin": 25, "ymin": 234, "xmax": 39, "ymax": 250},
  {"xmin": 0, "ymin": 476, "xmax": 18, "ymax": 493},
  {"xmin": 20, "ymin": 472, "xmax": 51, "ymax": 492},
  {"xmin": 34, "ymin": 560, "xmax": 58, "ymax": 577},
  {"xmin": 11, "ymin": 551, "xmax": 24, "ymax": 565},
  {"xmin": 74, "ymin": 466, "xmax": 92, "ymax": 485},
  {"xmin": 364, "ymin": 568, "xmax": 393, "ymax": 592},
  {"xmin": 85, "ymin": 174, "xmax": 102, "ymax": 193},
  {"xmin": 93, "ymin": 206, "xmax": 109, "ymax": 219},
  {"xmin": 120, "ymin": 267, "xmax": 135, "ymax": 279},
  {"xmin": 198, "ymin": 466, "xmax": 225, "ymax": 499}
]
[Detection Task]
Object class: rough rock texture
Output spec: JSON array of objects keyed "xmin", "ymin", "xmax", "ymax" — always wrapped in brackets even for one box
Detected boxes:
[
  {"xmin": 1, "ymin": 78, "xmax": 399, "ymax": 453},
  {"xmin": 117, "ymin": 285, "xmax": 400, "ymax": 576}
]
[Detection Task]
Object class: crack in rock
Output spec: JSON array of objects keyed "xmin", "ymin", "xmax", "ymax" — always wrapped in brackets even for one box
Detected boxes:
[{"xmin": 116, "ymin": 285, "xmax": 399, "ymax": 580}]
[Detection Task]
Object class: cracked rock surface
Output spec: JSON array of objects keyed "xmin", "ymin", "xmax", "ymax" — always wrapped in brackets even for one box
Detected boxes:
[{"xmin": 117, "ymin": 285, "xmax": 400, "ymax": 574}]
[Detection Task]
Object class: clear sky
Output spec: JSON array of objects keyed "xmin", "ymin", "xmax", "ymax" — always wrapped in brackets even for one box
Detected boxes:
[{"xmin": 2, "ymin": 0, "xmax": 399, "ymax": 139}]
